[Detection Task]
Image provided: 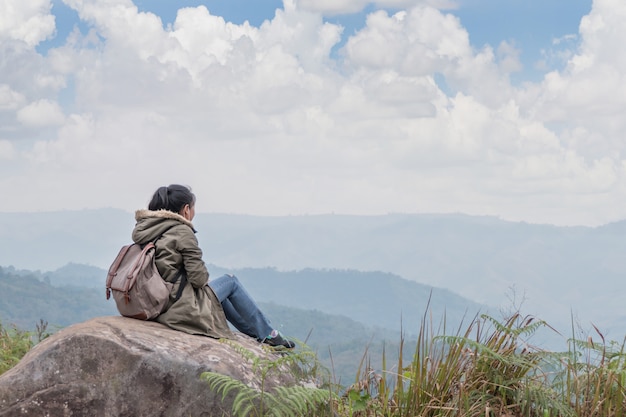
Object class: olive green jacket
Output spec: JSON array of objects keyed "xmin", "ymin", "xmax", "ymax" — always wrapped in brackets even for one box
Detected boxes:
[{"xmin": 132, "ymin": 209, "xmax": 233, "ymax": 339}]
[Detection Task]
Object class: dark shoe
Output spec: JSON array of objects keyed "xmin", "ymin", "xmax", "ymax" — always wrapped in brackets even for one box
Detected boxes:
[{"xmin": 263, "ymin": 333, "xmax": 295, "ymax": 349}]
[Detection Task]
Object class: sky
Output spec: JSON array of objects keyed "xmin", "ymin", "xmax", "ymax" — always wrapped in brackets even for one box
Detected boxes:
[{"xmin": 3, "ymin": 0, "xmax": 625, "ymax": 227}]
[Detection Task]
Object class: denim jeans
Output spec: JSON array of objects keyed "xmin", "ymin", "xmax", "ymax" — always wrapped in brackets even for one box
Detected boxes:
[{"xmin": 208, "ymin": 274, "xmax": 274, "ymax": 340}]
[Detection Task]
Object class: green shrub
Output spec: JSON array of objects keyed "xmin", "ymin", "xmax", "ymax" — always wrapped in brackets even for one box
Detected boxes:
[{"xmin": 0, "ymin": 319, "xmax": 49, "ymax": 375}]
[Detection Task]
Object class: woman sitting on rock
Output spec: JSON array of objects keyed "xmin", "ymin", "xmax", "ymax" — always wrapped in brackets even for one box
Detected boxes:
[{"xmin": 132, "ymin": 184, "xmax": 295, "ymax": 349}]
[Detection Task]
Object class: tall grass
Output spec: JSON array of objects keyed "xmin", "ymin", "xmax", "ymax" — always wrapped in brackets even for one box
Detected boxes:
[
  {"xmin": 339, "ymin": 309, "xmax": 626, "ymax": 417},
  {"xmin": 550, "ymin": 321, "xmax": 626, "ymax": 417}
]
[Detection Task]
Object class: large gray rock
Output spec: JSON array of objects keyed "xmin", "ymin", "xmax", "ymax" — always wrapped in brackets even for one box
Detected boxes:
[{"xmin": 0, "ymin": 316, "xmax": 303, "ymax": 416}]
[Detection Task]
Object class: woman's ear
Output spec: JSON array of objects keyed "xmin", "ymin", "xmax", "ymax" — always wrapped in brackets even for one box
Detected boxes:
[{"xmin": 180, "ymin": 204, "xmax": 190, "ymax": 220}]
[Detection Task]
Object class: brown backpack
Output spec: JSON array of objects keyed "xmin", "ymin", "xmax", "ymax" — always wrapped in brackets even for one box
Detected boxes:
[{"xmin": 106, "ymin": 229, "xmax": 185, "ymax": 320}]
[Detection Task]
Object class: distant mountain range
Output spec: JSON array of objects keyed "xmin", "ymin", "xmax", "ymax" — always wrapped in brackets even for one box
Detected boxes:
[
  {"xmin": 1, "ymin": 209, "xmax": 625, "ymax": 341},
  {"xmin": 30, "ymin": 262, "xmax": 486, "ymax": 335}
]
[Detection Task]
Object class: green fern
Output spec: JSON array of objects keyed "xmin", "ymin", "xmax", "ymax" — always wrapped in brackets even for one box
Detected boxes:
[
  {"xmin": 202, "ymin": 371, "xmax": 336, "ymax": 417},
  {"xmin": 202, "ymin": 338, "xmax": 336, "ymax": 416},
  {"xmin": 203, "ymin": 372, "xmax": 253, "ymax": 401}
]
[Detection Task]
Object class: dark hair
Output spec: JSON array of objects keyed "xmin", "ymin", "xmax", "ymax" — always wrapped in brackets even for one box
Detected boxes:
[{"xmin": 148, "ymin": 184, "xmax": 195, "ymax": 213}]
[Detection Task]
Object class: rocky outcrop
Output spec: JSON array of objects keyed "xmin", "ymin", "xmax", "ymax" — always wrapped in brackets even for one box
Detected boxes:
[{"xmin": 0, "ymin": 316, "xmax": 302, "ymax": 416}]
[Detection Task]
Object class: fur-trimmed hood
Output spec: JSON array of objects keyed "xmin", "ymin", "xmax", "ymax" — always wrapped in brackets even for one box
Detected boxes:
[
  {"xmin": 132, "ymin": 209, "xmax": 196, "ymax": 245},
  {"xmin": 134, "ymin": 209, "xmax": 194, "ymax": 229}
]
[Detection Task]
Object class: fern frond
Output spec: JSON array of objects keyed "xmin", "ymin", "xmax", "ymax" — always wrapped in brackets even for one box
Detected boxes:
[
  {"xmin": 481, "ymin": 313, "xmax": 548, "ymax": 340},
  {"xmin": 435, "ymin": 335, "xmax": 507, "ymax": 362},
  {"xmin": 201, "ymin": 372, "xmax": 256, "ymax": 401},
  {"xmin": 232, "ymin": 390, "xmax": 261, "ymax": 417},
  {"xmin": 269, "ymin": 385, "xmax": 334, "ymax": 416}
]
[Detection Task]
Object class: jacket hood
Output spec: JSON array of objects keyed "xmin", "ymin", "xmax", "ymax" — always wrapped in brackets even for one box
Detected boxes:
[{"xmin": 132, "ymin": 209, "xmax": 196, "ymax": 244}]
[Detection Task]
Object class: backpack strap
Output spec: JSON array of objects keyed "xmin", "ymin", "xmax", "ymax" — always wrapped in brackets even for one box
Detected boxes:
[
  {"xmin": 172, "ymin": 271, "xmax": 187, "ymax": 301},
  {"xmin": 149, "ymin": 222, "xmax": 188, "ymax": 302},
  {"xmin": 106, "ymin": 244, "xmax": 133, "ymax": 288}
]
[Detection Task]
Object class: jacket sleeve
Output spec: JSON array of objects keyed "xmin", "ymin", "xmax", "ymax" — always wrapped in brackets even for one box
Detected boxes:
[{"xmin": 175, "ymin": 227, "xmax": 209, "ymax": 288}]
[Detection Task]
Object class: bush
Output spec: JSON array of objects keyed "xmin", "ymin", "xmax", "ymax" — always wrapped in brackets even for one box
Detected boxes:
[{"xmin": 0, "ymin": 319, "xmax": 49, "ymax": 375}]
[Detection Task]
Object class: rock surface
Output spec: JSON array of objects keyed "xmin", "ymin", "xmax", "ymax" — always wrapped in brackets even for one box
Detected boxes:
[{"xmin": 0, "ymin": 316, "xmax": 299, "ymax": 416}]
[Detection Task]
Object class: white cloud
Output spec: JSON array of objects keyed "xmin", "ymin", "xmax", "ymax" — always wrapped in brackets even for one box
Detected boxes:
[
  {"xmin": 528, "ymin": 0, "xmax": 626, "ymax": 154},
  {"xmin": 0, "ymin": 85, "xmax": 26, "ymax": 110},
  {"xmin": 497, "ymin": 41, "xmax": 522, "ymax": 74},
  {"xmin": 296, "ymin": 0, "xmax": 370, "ymax": 15},
  {"xmin": 342, "ymin": 7, "xmax": 514, "ymax": 107},
  {"xmin": 0, "ymin": 140, "xmax": 16, "ymax": 160},
  {"xmin": 295, "ymin": 0, "xmax": 457, "ymax": 15},
  {"xmin": 0, "ymin": 0, "xmax": 55, "ymax": 47},
  {"xmin": 2, "ymin": 0, "xmax": 626, "ymax": 227},
  {"xmin": 17, "ymin": 99, "xmax": 66, "ymax": 127}
]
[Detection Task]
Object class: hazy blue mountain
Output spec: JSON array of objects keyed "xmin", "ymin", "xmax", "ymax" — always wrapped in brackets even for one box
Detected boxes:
[
  {"xmin": 6, "ymin": 261, "xmax": 486, "ymax": 336},
  {"xmin": 207, "ymin": 265, "xmax": 486, "ymax": 335},
  {"xmin": 0, "ymin": 209, "xmax": 134, "ymax": 272},
  {"xmin": 1, "ymin": 209, "xmax": 625, "ymax": 339},
  {"xmin": 45, "ymin": 263, "xmax": 106, "ymax": 288}
]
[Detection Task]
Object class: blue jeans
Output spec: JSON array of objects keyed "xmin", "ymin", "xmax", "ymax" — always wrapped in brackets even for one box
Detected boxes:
[{"xmin": 208, "ymin": 274, "xmax": 273, "ymax": 340}]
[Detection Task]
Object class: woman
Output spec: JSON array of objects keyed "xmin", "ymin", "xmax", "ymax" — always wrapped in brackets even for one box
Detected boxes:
[{"xmin": 131, "ymin": 184, "xmax": 295, "ymax": 348}]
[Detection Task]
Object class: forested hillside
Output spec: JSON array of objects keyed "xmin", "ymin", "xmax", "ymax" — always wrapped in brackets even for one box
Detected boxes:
[
  {"xmin": 11, "ymin": 261, "xmax": 487, "ymax": 335},
  {"xmin": 0, "ymin": 266, "xmax": 117, "ymax": 330}
]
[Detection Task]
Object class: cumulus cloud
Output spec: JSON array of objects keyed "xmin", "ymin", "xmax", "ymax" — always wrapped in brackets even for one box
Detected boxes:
[
  {"xmin": 0, "ymin": 85, "xmax": 26, "ymax": 110},
  {"xmin": 295, "ymin": 0, "xmax": 457, "ymax": 15},
  {"xmin": 17, "ymin": 99, "xmax": 65, "ymax": 127},
  {"xmin": 296, "ymin": 0, "xmax": 370, "ymax": 15},
  {"xmin": 0, "ymin": 140, "xmax": 16, "ymax": 160},
  {"xmin": 528, "ymin": 0, "xmax": 626, "ymax": 154},
  {"xmin": 342, "ymin": 7, "xmax": 515, "ymax": 107},
  {"xmin": 1, "ymin": 0, "xmax": 626, "ymax": 226},
  {"xmin": 0, "ymin": 0, "xmax": 55, "ymax": 46}
]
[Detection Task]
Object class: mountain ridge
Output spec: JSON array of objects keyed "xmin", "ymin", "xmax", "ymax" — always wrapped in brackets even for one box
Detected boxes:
[{"xmin": 1, "ymin": 209, "xmax": 625, "ymax": 339}]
